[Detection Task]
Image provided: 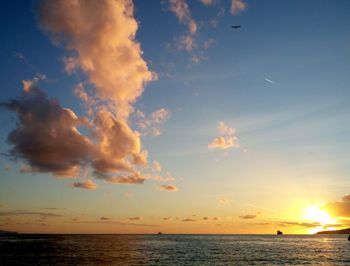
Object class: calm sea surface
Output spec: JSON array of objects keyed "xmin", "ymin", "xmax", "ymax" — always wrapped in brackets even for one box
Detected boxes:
[{"xmin": 1, "ymin": 234, "xmax": 349, "ymax": 265}]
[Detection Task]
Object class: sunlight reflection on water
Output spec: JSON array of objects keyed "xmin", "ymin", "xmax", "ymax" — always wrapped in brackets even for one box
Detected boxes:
[{"xmin": 0, "ymin": 234, "xmax": 349, "ymax": 265}]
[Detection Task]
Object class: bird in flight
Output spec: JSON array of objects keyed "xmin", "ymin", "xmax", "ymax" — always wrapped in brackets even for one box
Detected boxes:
[{"xmin": 232, "ymin": 25, "xmax": 241, "ymax": 29}]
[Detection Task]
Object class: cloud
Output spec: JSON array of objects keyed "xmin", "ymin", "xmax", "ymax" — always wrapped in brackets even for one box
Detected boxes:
[
  {"xmin": 159, "ymin": 185, "xmax": 178, "ymax": 192},
  {"xmin": 323, "ymin": 194, "xmax": 350, "ymax": 217},
  {"xmin": 13, "ymin": 52, "xmax": 34, "ymax": 68},
  {"xmin": 97, "ymin": 173, "xmax": 145, "ymax": 184},
  {"xmin": 219, "ymin": 198, "xmax": 231, "ymax": 204},
  {"xmin": 73, "ymin": 180, "xmax": 97, "ymax": 190},
  {"xmin": 100, "ymin": 217, "xmax": 110, "ymax": 220},
  {"xmin": 230, "ymin": 0, "xmax": 247, "ymax": 15},
  {"xmin": 199, "ymin": 0, "xmax": 216, "ymax": 6},
  {"xmin": 4, "ymin": 0, "xmax": 174, "ymax": 188},
  {"xmin": 1, "ymin": 88, "xmax": 92, "ymax": 177},
  {"xmin": 163, "ymin": 217, "xmax": 172, "ymax": 220},
  {"xmin": 74, "ymin": 219, "xmax": 157, "ymax": 227},
  {"xmin": 41, "ymin": 208, "xmax": 65, "ymax": 210},
  {"xmin": 37, "ymin": 0, "xmax": 156, "ymax": 119},
  {"xmin": 0, "ymin": 210, "xmax": 63, "ymax": 217},
  {"xmin": 167, "ymin": 0, "xmax": 198, "ymax": 52},
  {"xmin": 128, "ymin": 216, "xmax": 143, "ymax": 221},
  {"xmin": 124, "ymin": 192, "xmax": 133, "ymax": 198},
  {"xmin": 264, "ymin": 78, "xmax": 277, "ymax": 85},
  {"xmin": 168, "ymin": 0, "xmax": 197, "ymax": 34},
  {"xmin": 208, "ymin": 121, "xmax": 239, "ymax": 150},
  {"xmin": 153, "ymin": 161, "xmax": 162, "ymax": 172},
  {"xmin": 182, "ymin": 218, "xmax": 196, "ymax": 222},
  {"xmin": 239, "ymin": 214, "xmax": 259, "ymax": 219},
  {"xmin": 136, "ymin": 108, "xmax": 170, "ymax": 136},
  {"xmin": 22, "ymin": 73, "xmax": 46, "ymax": 92}
]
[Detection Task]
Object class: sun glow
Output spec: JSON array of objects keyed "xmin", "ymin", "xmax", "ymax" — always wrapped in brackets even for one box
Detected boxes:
[
  {"xmin": 303, "ymin": 205, "xmax": 335, "ymax": 225},
  {"xmin": 302, "ymin": 205, "xmax": 338, "ymax": 234}
]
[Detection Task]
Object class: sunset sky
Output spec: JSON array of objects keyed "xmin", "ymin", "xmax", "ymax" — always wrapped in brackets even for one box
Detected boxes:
[{"xmin": 0, "ymin": 0, "xmax": 350, "ymax": 234}]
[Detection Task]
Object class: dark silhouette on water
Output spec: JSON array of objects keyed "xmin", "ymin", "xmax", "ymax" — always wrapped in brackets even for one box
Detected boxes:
[
  {"xmin": 231, "ymin": 25, "xmax": 241, "ymax": 29},
  {"xmin": 316, "ymin": 227, "xmax": 350, "ymax": 234},
  {"xmin": 0, "ymin": 230, "xmax": 18, "ymax": 235},
  {"xmin": 277, "ymin": 230, "xmax": 283, "ymax": 235}
]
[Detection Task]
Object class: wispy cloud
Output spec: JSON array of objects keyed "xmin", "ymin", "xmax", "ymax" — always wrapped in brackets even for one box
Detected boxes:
[
  {"xmin": 135, "ymin": 108, "xmax": 170, "ymax": 136},
  {"xmin": 0, "ymin": 210, "xmax": 63, "ymax": 217},
  {"xmin": 13, "ymin": 52, "xmax": 35, "ymax": 68},
  {"xmin": 219, "ymin": 198, "xmax": 232, "ymax": 204}
]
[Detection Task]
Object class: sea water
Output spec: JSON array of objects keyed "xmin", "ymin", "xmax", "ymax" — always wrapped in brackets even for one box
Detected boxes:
[{"xmin": 1, "ymin": 234, "xmax": 349, "ymax": 265}]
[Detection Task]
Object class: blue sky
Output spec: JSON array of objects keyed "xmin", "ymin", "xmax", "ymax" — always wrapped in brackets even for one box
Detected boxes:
[{"xmin": 0, "ymin": 0, "xmax": 350, "ymax": 234}]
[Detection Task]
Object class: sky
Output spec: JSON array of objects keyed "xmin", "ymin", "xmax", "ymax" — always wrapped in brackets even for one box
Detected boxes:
[{"xmin": 0, "ymin": 0, "xmax": 350, "ymax": 234}]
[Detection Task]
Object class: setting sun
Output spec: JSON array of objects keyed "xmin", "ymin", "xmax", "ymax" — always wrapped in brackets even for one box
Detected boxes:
[
  {"xmin": 1, "ymin": 0, "xmax": 350, "ymax": 264},
  {"xmin": 303, "ymin": 205, "xmax": 336, "ymax": 225}
]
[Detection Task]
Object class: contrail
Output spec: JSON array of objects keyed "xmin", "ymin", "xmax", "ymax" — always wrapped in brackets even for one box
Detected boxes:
[{"xmin": 264, "ymin": 78, "xmax": 277, "ymax": 85}]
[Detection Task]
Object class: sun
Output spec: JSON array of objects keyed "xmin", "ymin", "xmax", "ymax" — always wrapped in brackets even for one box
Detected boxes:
[{"xmin": 303, "ymin": 205, "xmax": 336, "ymax": 225}]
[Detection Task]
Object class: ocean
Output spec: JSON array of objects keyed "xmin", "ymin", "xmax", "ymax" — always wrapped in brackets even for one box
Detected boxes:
[{"xmin": 1, "ymin": 234, "xmax": 349, "ymax": 265}]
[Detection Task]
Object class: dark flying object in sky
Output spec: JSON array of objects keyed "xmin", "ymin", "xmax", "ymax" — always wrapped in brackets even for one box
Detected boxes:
[{"xmin": 232, "ymin": 25, "xmax": 241, "ymax": 29}]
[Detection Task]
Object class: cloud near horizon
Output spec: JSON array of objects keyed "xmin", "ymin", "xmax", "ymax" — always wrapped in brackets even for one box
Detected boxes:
[
  {"xmin": 239, "ymin": 213, "xmax": 259, "ymax": 219},
  {"xmin": 0, "ymin": 210, "xmax": 63, "ymax": 218}
]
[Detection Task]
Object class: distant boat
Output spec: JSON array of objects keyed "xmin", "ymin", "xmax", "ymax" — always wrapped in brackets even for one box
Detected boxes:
[{"xmin": 277, "ymin": 230, "xmax": 283, "ymax": 235}]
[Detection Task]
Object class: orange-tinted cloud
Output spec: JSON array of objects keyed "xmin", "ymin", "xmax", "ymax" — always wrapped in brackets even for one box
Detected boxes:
[
  {"xmin": 208, "ymin": 121, "xmax": 239, "ymax": 150},
  {"xmin": 136, "ymin": 108, "xmax": 170, "ymax": 136},
  {"xmin": 73, "ymin": 180, "xmax": 97, "ymax": 190},
  {"xmin": 159, "ymin": 185, "xmax": 178, "ymax": 192},
  {"xmin": 199, "ymin": 0, "xmax": 216, "ymax": 6},
  {"xmin": 153, "ymin": 161, "xmax": 162, "ymax": 172},
  {"xmin": 4, "ymin": 0, "xmax": 173, "ymax": 188},
  {"xmin": 168, "ymin": 0, "xmax": 197, "ymax": 34},
  {"xmin": 37, "ymin": 0, "xmax": 156, "ymax": 119},
  {"xmin": 230, "ymin": 0, "xmax": 247, "ymax": 15},
  {"xmin": 323, "ymin": 194, "xmax": 350, "ymax": 217},
  {"xmin": 98, "ymin": 173, "xmax": 145, "ymax": 184}
]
